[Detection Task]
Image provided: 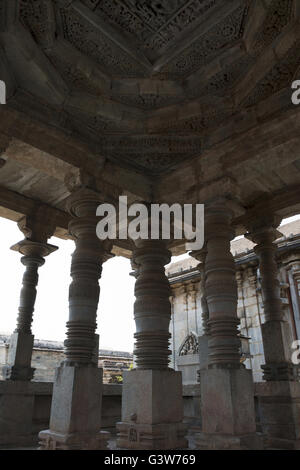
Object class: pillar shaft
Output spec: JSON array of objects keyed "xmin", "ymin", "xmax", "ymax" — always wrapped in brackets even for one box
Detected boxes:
[
  {"xmin": 133, "ymin": 239, "xmax": 171, "ymax": 370},
  {"xmin": 65, "ymin": 218, "xmax": 105, "ymax": 364},
  {"xmin": 196, "ymin": 200, "xmax": 259, "ymax": 449},
  {"xmin": 39, "ymin": 188, "xmax": 111, "ymax": 450},
  {"xmin": 15, "ymin": 255, "xmax": 44, "ymax": 334},
  {"xmin": 192, "ymin": 248, "xmax": 209, "ymax": 335},
  {"xmin": 117, "ymin": 238, "xmax": 187, "ymax": 450},
  {"xmin": 205, "ymin": 204, "xmax": 241, "ymax": 368},
  {"xmin": 247, "ymin": 226, "xmax": 296, "ymax": 381},
  {"xmin": 5, "ymin": 240, "xmax": 57, "ymax": 381},
  {"xmin": 190, "ymin": 248, "xmax": 210, "ymax": 375}
]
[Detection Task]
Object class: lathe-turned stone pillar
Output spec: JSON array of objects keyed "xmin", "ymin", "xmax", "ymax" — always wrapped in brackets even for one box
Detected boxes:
[
  {"xmin": 117, "ymin": 239, "xmax": 187, "ymax": 450},
  {"xmin": 39, "ymin": 188, "xmax": 112, "ymax": 450},
  {"xmin": 0, "ymin": 213, "xmax": 57, "ymax": 446},
  {"xmin": 196, "ymin": 200, "xmax": 260, "ymax": 450},
  {"xmin": 190, "ymin": 248, "xmax": 210, "ymax": 374},
  {"xmin": 5, "ymin": 214, "xmax": 58, "ymax": 381},
  {"xmin": 246, "ymin": 224, "xmax": 295, "ymax": 381},
  {"xmin": 246, "ymin": 218, "xmax": 300, "ymax": 449}
]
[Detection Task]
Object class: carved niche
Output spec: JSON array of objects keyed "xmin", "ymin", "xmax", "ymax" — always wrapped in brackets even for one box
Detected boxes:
[{"xmin": 179, "ymin": 333, "xmax": 199, "ymax": 356}]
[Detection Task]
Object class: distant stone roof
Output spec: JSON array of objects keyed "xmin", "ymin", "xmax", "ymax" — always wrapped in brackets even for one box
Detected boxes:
[
  {"xmin": 166, "ymin": 219, "xmax": 300, "ymax": 279},
  {"xmin": 0, "ymin": 334, "xmax": 133, "ymax": 358}
]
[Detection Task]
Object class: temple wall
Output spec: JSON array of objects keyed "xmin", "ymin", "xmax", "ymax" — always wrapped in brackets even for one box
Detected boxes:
[
  {"xmin": 237, "ymin": 267, "xmax": 265, "ymax": 382},
  {"xmin": 168, "ymin": 222, "xmax": 300, "ymax": 385},
  {"xmin": 169, "ymin": 285, "xmax": 203, "ymax": 371}
]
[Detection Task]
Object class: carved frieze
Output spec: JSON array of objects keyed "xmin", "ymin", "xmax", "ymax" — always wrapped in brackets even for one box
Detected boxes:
[
  {"xmin": 243, "ymin": 40, "xmax": 300, "ymax": 108},
  {"xmin": 160, "ymin": 4, "xmax": 249, "ymax": 78},
  {"xmin": 20, "ymin": 0, "xmax": 55, "ymax": 48},
  {"xmin": 59, "ymin": 6, "xmax": 148, "ymax": 77},
  {"xmin": 252, "ymin": 0, "xmax": 293, "ymax": 56},
  {"xmin": 87, "ymin": 0, "xmax": 219, "ymax": 60}
]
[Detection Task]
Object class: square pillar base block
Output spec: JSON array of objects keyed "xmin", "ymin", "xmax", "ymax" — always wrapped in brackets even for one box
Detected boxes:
[
  {"xmin": 200, "ymin": 367, "xmax": 256, "ymax": 435},
  {"xmin": 117, "ymin": 369, "xmax": 187, "ymax": 449},
  {"xmin": 38, "ymin": 430, "xmax": 110, "ymax": 450},
  {"xmin": 117, "ymin": 422, "xmax": 187, "ymax": 450},
  {"xmin": 5, "ymin": 332, "xmax": 35, "ymax": 381},
  {"xmin": 255, "ymin": 381, "xmax": 300, "ymax": 449},
  {"xmin": 38, "ymin": 363, "xmax": 108, "ymax": 449}
]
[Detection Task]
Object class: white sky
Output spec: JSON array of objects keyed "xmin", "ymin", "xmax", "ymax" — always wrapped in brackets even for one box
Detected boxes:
[
  {"xmin": 1, "ymin": 214, "xmax": 299, "ymax": 352},
  {"xmin": 0, "ymin": 218, "xmax": 136, "ymax": 352}
]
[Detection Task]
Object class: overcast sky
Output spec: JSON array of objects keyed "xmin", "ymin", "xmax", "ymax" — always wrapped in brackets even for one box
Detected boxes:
[
  {"xmin": 1, "ymin": 215, "xmax": 299, "ymax": 352},
  {"xmin": 0, "ymin": 218, "xmax": 138, "ymax": 351}
]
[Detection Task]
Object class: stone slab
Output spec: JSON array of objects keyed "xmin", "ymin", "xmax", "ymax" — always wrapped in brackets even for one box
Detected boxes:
[
  {"xmin": 0, "ymin": 383, "xmax": 35, "ymax": 446},
  {"xmin": 121, "ymin": 369, "xmax": 183, "ymax": 425},
  {"xmin": 48, "ymin": 364, "xmax": 103, "ymax": 435},
  {"xmin": 200, "ymin": 367, "xmax": 256, "ymax": 435},
  {"xmin": 255, "ymin": 380, "xmax": 300, "ymax": 449}
]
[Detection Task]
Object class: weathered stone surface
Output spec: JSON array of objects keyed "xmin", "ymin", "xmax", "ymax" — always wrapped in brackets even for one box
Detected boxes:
[
  {"xmin": 200, "ymin": 368, "xmax": 256, "ymax": 436},
  {"xmin": 38, "ymin": 364, "xmax": 109, "ymax": 450},
  {"xmin": 117, "ymin": 369, "xmax": 187, "ymax": 449},
  {"xmin": 0, "ymin": 381, "xmax": 35, "ymax": 446},
  {"xmin": 255, "ymin": 381, "xmax": 300, "ymax": 449}
]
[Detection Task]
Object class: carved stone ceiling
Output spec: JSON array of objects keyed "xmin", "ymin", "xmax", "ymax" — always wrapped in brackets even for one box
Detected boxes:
[{"xmin": 1, "ymin": 0, "xmax": 300, "ymax": 176}]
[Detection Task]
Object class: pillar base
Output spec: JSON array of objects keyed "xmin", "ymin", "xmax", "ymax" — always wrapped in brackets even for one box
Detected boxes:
[
  {"xmin": 5, "ymin": 332, "xmax": 35, "ymax": 381},
  {"xmin": 38, "ymin": 363, "xmax": 109, "ymax": 450},
  {"xmin": 38, "ymin": 429, "xmax": 110, "ymax": 450},
  {"xmin": 193, "ymin": 431, "xmax": 263, "ymax": 450},
  {"xmin": 255, "ymin": 381, "xmax": 300, "ymax": 449},
  {"xmin": 117, "ymin": 422, "xmax": 187, "ymax": 450},
  {"xmin": 117, "ymin": 369, "xmax": 187, "ymax": 449},
  {"xmin": 200, "ymin": 367, "xmax": 257, "ymax": 436}
]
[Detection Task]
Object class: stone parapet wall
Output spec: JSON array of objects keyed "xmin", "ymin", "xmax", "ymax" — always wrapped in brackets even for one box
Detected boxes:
[
  {"xmin": 0, "ymin": 381, "xmax": 201, "ymax": 447},
  {"xmin": 0, "ymin": 335, "xmax": 133, "ymax": 383}
]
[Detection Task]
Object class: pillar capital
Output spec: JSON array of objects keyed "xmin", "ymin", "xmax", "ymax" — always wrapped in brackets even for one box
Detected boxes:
[
  {"xmin": 190, "ymin": 244, "xmax": 207, "ymax": 267},
  {"xmin": 246, "ymin": 226, "xmax": 282, "ymax": 247},
  {"xmin": 11, "ymin": 239, "xmax": 58, "ymax": 259},
  {"xmin": 64, "ymin": 168, "xmax": 119, "ymax": 210},
  {"xmin": 17, "ymin": 207, "xmax": 57, "ymax": 244},
  {"xmin": 204, "ymin": 198, "xmax": 237, "ymax": 242},
  {"xmin": 245, "ymin": 210, "xmax": 282, "ymax": 242},
  {"xmin": 66, "ymin": 187, "xmax": 105, "ymax": 218}
]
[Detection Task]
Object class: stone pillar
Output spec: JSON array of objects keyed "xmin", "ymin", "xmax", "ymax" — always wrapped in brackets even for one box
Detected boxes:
[
  {"xmin": 39, "ymin": 188, "xmax": 112, "ymax": 450},
  {"xmin": 246, "ymin": 220, "xmax": 300, "ymax": 449},
  {"xmin": 0, "ymin": 213, "xmax": 57, "ymax": 446},
  {"xmin": 195, "ymin": 200, "xmax": 260, "ymax": 450},
  {"xmin": 117, "ymin": 239, "xmax": 187, "ymax": 450},
  {"xmin": 4, "ymin": 240, "xmax": 57, "ymax": 381},
  {"xmin": 246, "ymin": 225, "xmax": 295, "ymax": 381},
  {"xmin": 191, "ymin": 248, "xmax": 210, "ymax": 375},
  {"xmin": 283, "ymin": 257, "xmax": 300, "ymax": 341}
]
